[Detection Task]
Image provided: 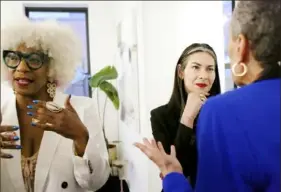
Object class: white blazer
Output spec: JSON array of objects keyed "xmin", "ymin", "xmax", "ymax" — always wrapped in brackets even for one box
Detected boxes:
[{"xmin": 1, "ymin": 83, "xmax": 110, "ymax": 192}]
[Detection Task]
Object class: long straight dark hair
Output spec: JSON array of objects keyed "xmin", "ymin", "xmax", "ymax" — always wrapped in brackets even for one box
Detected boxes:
[{"xmin": 167, "ymin": 43, "xmax": 221, "ymax": 116}]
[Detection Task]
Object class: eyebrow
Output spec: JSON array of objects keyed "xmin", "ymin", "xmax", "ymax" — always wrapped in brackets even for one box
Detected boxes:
[{"xmin": 191, "ymin": 62, "xmax": 215, "ymax": 68}]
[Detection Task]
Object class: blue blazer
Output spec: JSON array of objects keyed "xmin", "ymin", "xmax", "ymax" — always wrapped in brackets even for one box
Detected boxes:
[{"xmin": 162, "ymin": 78, "xmax": 280, "ymax": 192}]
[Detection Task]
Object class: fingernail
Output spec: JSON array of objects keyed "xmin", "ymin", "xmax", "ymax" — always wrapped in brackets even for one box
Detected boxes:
[
  {"xmin": 31, "ymin": 122, "xmax": 36, "ymax": 126},
  {"xmin": 32, "ymin": 100, "xmax": 39, "ymax": 104},
  {"xmin": 27, "ymin": 112, "xmax": 33, "ymax": 116},
  {"xmin": 12, "ymin": 126, "xmax": 19, "ymax": 130},
  {"xmin": 16, "ymin": 145, "xmax": 22, "ymax": 149},
  {"xmin": 27, "ymin": 105, "xmax": 33, "ymax": 109},
  {"xmin": 13, "ymin": 136, "xmax": 19, "ymax": 140}
]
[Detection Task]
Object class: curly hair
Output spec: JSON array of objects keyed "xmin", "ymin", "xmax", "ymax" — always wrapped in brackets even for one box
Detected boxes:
[
  {"xmin": 1, "ymin": 16, "xmax": 83, "ymax": 90},
  {"xmin": 231, "ymin": 1, "xmax": 281, "ymax": 78}
]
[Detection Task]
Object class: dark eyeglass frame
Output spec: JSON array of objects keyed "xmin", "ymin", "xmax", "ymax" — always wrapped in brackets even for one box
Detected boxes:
[{"xmin": 2, "ymin": 50, "xmax": 50, "ymax": 70}]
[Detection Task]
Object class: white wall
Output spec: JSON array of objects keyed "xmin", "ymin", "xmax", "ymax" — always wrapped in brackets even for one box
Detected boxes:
[
  {"xmin": 1, "ymin": 1, "xmax": 227, "ymax": 191},
  {"xmin": 111, "ymin": 2, "xmax": 150, "ymax": 192}
]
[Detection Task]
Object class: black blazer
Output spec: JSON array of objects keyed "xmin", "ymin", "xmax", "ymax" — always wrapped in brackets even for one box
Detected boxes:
[{"xmin": 150, "ymin": 104, "xmax": 197, "ymax": 188}]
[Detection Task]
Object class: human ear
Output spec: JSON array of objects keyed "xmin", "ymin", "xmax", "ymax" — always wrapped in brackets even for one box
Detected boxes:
[{"xmin": 177, "ymin": 64, "xmax": 184, "ymax": 80}]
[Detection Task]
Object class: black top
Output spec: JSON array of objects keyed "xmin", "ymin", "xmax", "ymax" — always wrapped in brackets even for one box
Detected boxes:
[{"xmin": 150, "ymin": 104, "xmax": 197, "ymax": 188}]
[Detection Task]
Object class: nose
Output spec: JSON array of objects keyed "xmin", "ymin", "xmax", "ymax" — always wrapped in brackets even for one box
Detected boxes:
[
  {"xmin": 198, "ymin": 69, "xmax": 209, "ymax": 79},
  {"xmin": 16, "ymin": 60, "xmax": 30, "ymax": 73}
]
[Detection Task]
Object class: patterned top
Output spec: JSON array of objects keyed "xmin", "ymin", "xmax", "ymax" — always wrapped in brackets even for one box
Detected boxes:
[{"xmin": 21, "ymin": 151, "xmax": 39, "ymax": 192}]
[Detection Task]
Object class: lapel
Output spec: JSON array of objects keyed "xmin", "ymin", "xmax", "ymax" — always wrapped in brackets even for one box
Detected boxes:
[
  {"xmin": 2, "ymin": 91, "xmax": 25, "ymax": 192},
  {"xmin": 1, "ymin": 86, "xmax": 70, "ymax": 191},
  {"xmin": 34, "ymin": 91, "xmax": 67, "ymax": 192}
]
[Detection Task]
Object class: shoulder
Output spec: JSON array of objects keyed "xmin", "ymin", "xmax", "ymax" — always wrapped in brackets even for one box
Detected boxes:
[
  {"xmin": 150, "ymin": 104, "xmax": 181, "ymax": 132},
  {"xmin": 150, "ymin": 104, "xmax": 178, "ymax": 122},
  {"xmin": 197, "ymin": 87, "xmax": 245, "ymax": 130},
  {"xmin": 150, "ymin": 104, "xmax": 169, "ymax": 117},
  {"xmin": 198, "ymin": 79, "xmax": 281, "ymax": 139},
  {"xmin": 203, "ymin": 78, "xmax": 281, "ymax": 112},
  {"xmin": 150, "ymin": 105, "xmax": 171, "ymax": 131}
]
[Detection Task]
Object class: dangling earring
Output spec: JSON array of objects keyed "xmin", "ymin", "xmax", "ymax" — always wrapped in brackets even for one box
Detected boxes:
[
  {"xmin": 47, "ymin": 82, "xmax": 56, "ymax": 98},
  {"xmin": 231, "ymin": 62, "xmax": 248, "ymax": 77}
]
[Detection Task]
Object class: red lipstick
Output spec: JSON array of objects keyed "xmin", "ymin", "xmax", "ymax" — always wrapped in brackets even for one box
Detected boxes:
[{"xmin": 196, "ymin": 83, "xmax": 207, "ymax": 88}]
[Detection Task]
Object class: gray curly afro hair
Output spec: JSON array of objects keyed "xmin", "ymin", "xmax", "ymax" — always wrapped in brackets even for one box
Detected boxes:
[
  {"xmin": 231, "ymin": 1, "xmax": 281, "ymax": 66},
  {"xmin": 1, "ymin": 16, "xmax": 83, "ymax": 90}
]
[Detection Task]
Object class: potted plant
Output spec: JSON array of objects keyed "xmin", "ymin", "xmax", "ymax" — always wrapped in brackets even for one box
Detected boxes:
[
  {"xmin": 89, "ymin": 65, "xmax": 120, "ymax": 164},
  {"xmin": 90, "ymin": 66, "xmax": 130, "ymax": 192}
]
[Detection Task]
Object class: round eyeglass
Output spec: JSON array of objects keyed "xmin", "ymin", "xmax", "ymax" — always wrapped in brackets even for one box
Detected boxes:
[{"xmin": 2, "ymin": 50, "xmax": 50, "ymax": 70}]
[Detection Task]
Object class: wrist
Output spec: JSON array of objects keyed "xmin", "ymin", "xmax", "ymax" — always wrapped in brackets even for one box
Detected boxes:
[
  {"xmin": 180, "ymin": 115, "xmax": 195, "ymax": 128},
  {"xmin": 162, "ymin": 168, "xmax": 183, "ymax": 178},
  {"xmin": 73, "ymin": 128, "xmax": 89, "ymax": 157}
]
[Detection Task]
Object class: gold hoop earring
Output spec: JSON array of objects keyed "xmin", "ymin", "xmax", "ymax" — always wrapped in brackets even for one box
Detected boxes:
[
  {"xmin": 47, "ymin": 82, "xmax": 56, "ymax": 98},
  {"xmin": 231, "ymin": 62, "xmax": 248, "ymax": 77}
]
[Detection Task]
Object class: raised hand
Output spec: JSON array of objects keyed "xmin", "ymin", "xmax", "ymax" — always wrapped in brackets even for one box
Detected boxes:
[
  {"xmin": 134, "ymin": 138, "xmax": 183, "ymax": 177},
  {"xmin": 0, "ymin": 113, "xmax": 21, "ymax": 159},
  {"xmin": 183, "ymin": 92, "xmax": 209, "ymax": 120},
  {"xmin": 180, "ymin": 92, "xmax": 209, "ymax": 127},
  {"xmin": 26, "ymin": 95, "xmax": 89, "ymax": 156}
]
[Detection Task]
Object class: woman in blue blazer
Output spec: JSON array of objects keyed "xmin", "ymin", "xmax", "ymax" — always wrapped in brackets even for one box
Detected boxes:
[{"xmin": 135, "ymin": 1, "xmax": 280, "ymax": 192}]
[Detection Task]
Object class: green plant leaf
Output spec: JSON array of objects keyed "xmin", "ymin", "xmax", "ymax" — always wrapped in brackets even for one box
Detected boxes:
[
  {"xmin": 90, "ymin": 66, "xmax": 118, "ymax": 88},
  {"xmin": 99, "ymin": 81, "xmax": 120, "ymax": 110}
]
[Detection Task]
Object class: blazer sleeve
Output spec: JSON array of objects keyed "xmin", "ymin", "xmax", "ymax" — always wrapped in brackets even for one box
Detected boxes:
[
  {"xmin": 72, "ymin": 101, "xmax": 110, "ymax": 191},
  {"xmin": 174, "ymin": 123, "xmax": 195, "ymax": 178},
  {"xmin": 162, "ymin": 99, "xmax": 238, "ymax": 192},
  {"xmin": 150, "ymin": 110, "xmax": 172, "ymax": 154},
  {"xmin": 151, "ymin": 109, "xmax": 196, "ymax": 178},
  {"xmin": 163, "ymin": 172, "xmax": 192, "ymax": 192}
]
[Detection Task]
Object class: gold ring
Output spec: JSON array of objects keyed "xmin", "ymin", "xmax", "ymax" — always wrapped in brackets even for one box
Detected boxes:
[
  {"xmin": 45, "ymin": 122, "xmax": 54, "ymax": 127},
  {"xmin": 46, "ymin": 101, "xmax": 63, "ymax": 113},
  {"xmin": 32, "ymin": 118, "xmax": 40, "ymax": 124},
  {"xmin": 199, "ymin": 94, "xmax": 205, "ymax": 101}
]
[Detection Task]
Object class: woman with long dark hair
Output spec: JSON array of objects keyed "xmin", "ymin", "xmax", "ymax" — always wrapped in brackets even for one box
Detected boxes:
[{"xmin": 150, "ymin": 43, "xmax": 221, "ymax": 188}]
